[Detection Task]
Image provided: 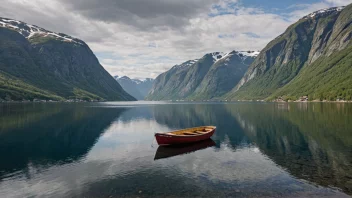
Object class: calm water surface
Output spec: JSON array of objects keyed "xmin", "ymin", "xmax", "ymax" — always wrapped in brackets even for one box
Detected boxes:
[{"xmin": 0, "ymin": 102, "xmax": 351, "ymax": 197}]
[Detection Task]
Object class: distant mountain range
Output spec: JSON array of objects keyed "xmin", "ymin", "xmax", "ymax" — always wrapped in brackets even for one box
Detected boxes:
[
  {"xmin": 114, "ymin": 76, "xmax": 154, "ymax": 100},
  {"xmin": 146, "ymin": 51, "xmax": 258, "ymax": 100},
  {"xmin": 1, "ymin": 4, "xmax": 351, "ymax": 102},
  {"xmin": 0, "ymin": 17, "xmax": 135, "ymax": 101},
  {"xmin": 147, "ymin": 4, "xmax": 352, "ymax": 101}
]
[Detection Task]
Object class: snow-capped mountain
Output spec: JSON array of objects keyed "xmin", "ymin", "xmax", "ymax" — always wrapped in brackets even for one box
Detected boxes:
[
  {"xmin": 0, "ymin": 17, "xmax": 135, "ymax": 101},
  {"xmin": 132, "ymin": 78, "xmax": 154, "ymax": 85},
  {"xmin": 238, "ymin": 51, "xmax": 260, "ymax": 57},
  {"xmin": 212, "ymin": 52, "xmax": 228, "ymax": 62},
  {"xmin": 114, "ymin": 75, "xmax": 154, "ymax": 100},
  {"xmin": 212, "ymin": 51, "xmax": 260, "ymax": 63},
  {"xmin": 172, "ymin": 59, "xmax": 200, "ymax": 70},
  {"xmin": 0, "ymin": 17, "xmax": 84, "ymax": 45},
  {"xmin": 227, "ymin": 5, "xmax": 352, "ymax": 101},
  {"xmin": 303, "ymin": 6, "xmax": 344, "ymax": 19},
  {"xmin": 146, "ymin": 50, "xmax": 258, "ymax": 100}
]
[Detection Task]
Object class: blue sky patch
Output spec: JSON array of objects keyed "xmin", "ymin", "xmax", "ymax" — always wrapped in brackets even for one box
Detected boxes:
[
  {"xmin": 218, "ymin": 34, "xmax": 236, "ymax": 39},
  {"xmin": 239, "ymin": 0, "xmax": 322, "ymax": 13},
  {"xmin": 244, "ymin": 32, "xmax": 260, "ymax": 38},
  {"xmin": 209, "ymin": 0, "xmax": 324, "ymax": 17}
]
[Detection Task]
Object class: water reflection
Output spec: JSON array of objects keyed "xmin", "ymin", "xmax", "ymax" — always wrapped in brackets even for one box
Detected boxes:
[
  {"xmin": 151, "ymin": 102, "xmax": 352, "ymax": 195},
  {"xmin": 225, "ymin": 103, "xmax": 352, "ymax": 194},
  {"xmin": 152, "ymin": 103, "xmax": 249, "ymax": 149},
  {"xmin": 0, "ymin": 103, "xmax": 126, "ymax": 178},
  {"xmin": 0, "ymin": 102, "xmax": 351, "ymax": 197},
  {"xmin": 154, "ymin": 139, "xmax": 216, "ymax": 160}
]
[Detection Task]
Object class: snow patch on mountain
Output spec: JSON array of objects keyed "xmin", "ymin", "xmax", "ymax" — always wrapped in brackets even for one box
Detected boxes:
[
  {"xmin": 238, "ymin": 51, "xmax": 260, "ymax": 57},
  {"xmin": 303, "ymin": 7, "xmax": 344, "ymax": 19},
  {"xmin": 186, "ymin": 59, "xmax": 199, "ymax": 66},
  {"xmin": 189, "ymin": 59, "xmax": 199, "ymax": 64},
  {"xmin": 0, "ymin": 17, "xmax": 84, "ymax": 45},
  {"xmin": 170, "ymin": 50, "xmax": 259, "ymax": 71},
  {"xmin": 114, "ymin": 75, "xmax": 123, "ymax": 80},
  {"xmin": 115, "ymin": 75, "xmax": 154, "ymax": 84},
  {"xmin": 174, "ymin": 59, "xmax": 199, "ymax": 69},
  {"xmin": 212, "ymin": 52, "xmax": 228, "ymax": 63},
  {"xmin": 213, "ymin": 51, "xmax": 260, "ymax": 63},
  {"xmin": 132, "ymin": 79, "xmax": 142, "ymax": 84},
  {"xmin": 138, "ymin": 78, "xmax": 154, "ymax": 82}
]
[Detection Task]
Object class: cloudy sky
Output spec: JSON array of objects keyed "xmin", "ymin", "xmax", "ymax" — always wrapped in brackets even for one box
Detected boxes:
[{"xmin": 1, "ymin": 0, "xmax": 351, "ymax": 79}]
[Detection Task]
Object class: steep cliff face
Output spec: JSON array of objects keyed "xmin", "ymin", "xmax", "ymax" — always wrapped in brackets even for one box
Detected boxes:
[
  {"xmin": 226, "ymin": 5, "xmax": 352, "ymax": 100},
  {"xmin": 0, "ymin": 17, "xmax": 135, "ymax": 101},
  {"xmin": 146, "ymin": 59, "xmax": 199, "ymax": 100},
  {"xmin": 178, "ymin": 54, "xmax": 218, "ymax": 98},
  {"xmin": 190, "ymin": 51, "xmax": 255, "ymax": 99},
  {"xmin": 146, "ymin": 51, "xmax": 257, "ymax": 100}
]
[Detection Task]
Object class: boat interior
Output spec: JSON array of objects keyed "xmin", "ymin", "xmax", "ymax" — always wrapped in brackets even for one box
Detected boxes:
[{"xmin": 165, "ymin": 126, "xmax": 215, "ymax": 136}]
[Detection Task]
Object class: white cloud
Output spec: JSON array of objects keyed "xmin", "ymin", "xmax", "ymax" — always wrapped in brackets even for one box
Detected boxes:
[
  {"xmin": 0, "ymin": 0, "xmax": 350, "ymax": 79},
  {"xmin": 325, "ymin": 0, "xmax": 352, "ymax": 6},
  {"xmin": 287, "ymin": 0, "xmax": 352, "ymax": 21}
]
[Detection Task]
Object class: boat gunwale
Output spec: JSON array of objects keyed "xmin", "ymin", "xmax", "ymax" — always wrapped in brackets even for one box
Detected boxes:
[{"xmin": 155, "ymin": 126, "xmax": 216, "ymax": 137}]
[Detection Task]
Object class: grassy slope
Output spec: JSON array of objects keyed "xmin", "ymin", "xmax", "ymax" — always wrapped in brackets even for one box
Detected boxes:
[
  {"xmin": 189, "ymin": 55, "xmax": 252, "ymax": 100},
  {"xmin": 0, "ymin": 27, "xmax": 134, "ymax": 101},
  {"xmin": 225, "ymin": 19, "xmax": 315, "ymax": 100},
  {"xmin": 0, "ymin": 70, "xmax": 104, "ymax": 101},
  {"xmin": 271, "ymin": 5, "xmax": 352, "ymax": 101},
  {"xmin": 0, "ymin": 72, "xmax": 63, "ymax": 101},
  {"xmin": 226, "ymin": 5, "xmax": 352, "ymax": 101},
  {"xmin": 271, "ymin": 45, "xmax": 352, "ymax": 101}
]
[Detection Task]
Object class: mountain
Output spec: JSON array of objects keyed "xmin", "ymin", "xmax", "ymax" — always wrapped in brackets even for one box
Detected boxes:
[
  {"xmin": 146, "ymin": 51, "xmax": 258, "ymax": 100},
  {"xmin": 134, "ymin": 78, "xmax": 154, "ymax": 97},
  {"xmin": 191, "ymin": 51, "xmax": 258, "ymax": 99},
  {"xmin": 115, "ymin": 75, "xmax": 154, "ymax": 100},
  {"xmin": 0, "ymin": 17, "xmax": 135, "ymax": 101},
  {"xmin": 225, "ymin": 5, "xmax": 352, "ymax": 101}
]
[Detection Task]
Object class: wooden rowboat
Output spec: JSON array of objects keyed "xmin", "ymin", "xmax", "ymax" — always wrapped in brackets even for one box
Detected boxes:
[{"xmin": 154, "ymin": 126, "xmax": 216, "ymax": 146}]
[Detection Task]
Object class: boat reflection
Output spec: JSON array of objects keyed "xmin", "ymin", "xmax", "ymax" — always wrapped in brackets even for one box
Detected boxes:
[{"xmin": 154, "ymin": 139, "xmax": 216, "ymax": 160}]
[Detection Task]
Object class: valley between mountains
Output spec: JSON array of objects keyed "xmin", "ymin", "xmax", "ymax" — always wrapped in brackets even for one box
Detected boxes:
[
  {"xmin": 147, "ymin": 5, "xmax": 352, "ymax": 102},
  {"xmin": 0, "ymin": 4, "xmax": 352, "ymax": 102}
]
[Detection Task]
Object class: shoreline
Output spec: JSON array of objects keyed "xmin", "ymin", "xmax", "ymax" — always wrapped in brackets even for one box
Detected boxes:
[{"xmin": 1, "ymin": 100, "xmax": 352, "ymax": 103}]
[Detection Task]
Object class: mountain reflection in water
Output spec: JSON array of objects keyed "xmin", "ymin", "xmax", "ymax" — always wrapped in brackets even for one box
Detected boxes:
[
  {"xmin": 0, "ymin": 103, "xmax": 127, "ymax": 178},
  {"xmin": 0, "ymin": 102, "xmax": 351, "ymax": 197}
]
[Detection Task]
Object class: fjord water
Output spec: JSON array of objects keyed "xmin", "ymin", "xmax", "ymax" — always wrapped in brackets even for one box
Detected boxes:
[{"xmin": 0, "ymin": 102, "xmax": 351, "ymax": 197}]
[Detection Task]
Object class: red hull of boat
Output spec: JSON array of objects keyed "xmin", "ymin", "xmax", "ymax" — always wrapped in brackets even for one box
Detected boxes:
[{"xmin": 155, "ymin": 128, "xmax": 215, "ymax": 146}]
